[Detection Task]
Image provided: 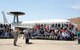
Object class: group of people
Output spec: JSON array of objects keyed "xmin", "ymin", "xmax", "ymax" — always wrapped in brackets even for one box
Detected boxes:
[
  {"xmin": 0, "ymin": 23, "xmax": 80, "ymax": 46},
  {"xmin": 0, "ymin": 24, "xmax": 13, "ymax": 38},
  {"xmin": 29, "ymin": 23, "xmax": 76, "ymax": 40}
]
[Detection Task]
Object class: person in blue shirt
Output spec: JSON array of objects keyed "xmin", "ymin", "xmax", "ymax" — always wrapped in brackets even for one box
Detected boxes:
[{"xmin": 77, "ymin": 30, "xmax": 80, "ymax": 44}]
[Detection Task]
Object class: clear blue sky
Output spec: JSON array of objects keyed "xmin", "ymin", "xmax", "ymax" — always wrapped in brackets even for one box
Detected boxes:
[{"xmin": 0, "ymin": 0, "xmax": 80, "ymax": 23}]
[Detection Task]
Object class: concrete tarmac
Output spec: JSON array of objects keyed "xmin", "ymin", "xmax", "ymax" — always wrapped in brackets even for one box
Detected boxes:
[{"xmin": 0, "ymin": 38, "xmax": 80, "ymax": 50}]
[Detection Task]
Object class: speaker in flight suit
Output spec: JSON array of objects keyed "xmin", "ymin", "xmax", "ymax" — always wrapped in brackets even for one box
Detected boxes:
[{"xmin": 13, "ymin": 28, "xmax": 20, "ymax": 46}]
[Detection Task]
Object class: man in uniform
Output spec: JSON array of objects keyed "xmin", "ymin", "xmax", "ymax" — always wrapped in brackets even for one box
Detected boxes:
[
  {"xmin": 13, "ymin": 28, "xmax": 20, "ymax": 46},
  {"xmin": 23, "ymin": 28, "xmax": 30, "ymax": 44}
]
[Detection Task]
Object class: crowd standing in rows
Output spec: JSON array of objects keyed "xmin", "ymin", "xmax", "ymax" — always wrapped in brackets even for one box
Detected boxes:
[
  {"xmin": 25, "ymin": 23, "xmax": 77, "ymax": 40},
  {"xmin": 0, "ymin": 23, "xmax": 77, "ymax": 41},
  {"xmin": 0, "ymin": 24, "xmax": 13, "ymax": 38}
]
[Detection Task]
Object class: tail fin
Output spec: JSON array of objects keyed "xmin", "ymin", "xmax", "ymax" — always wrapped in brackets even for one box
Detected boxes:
[{"xmin": 2, "ymin": 11, "xmax": 9, "ymax": 24}]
